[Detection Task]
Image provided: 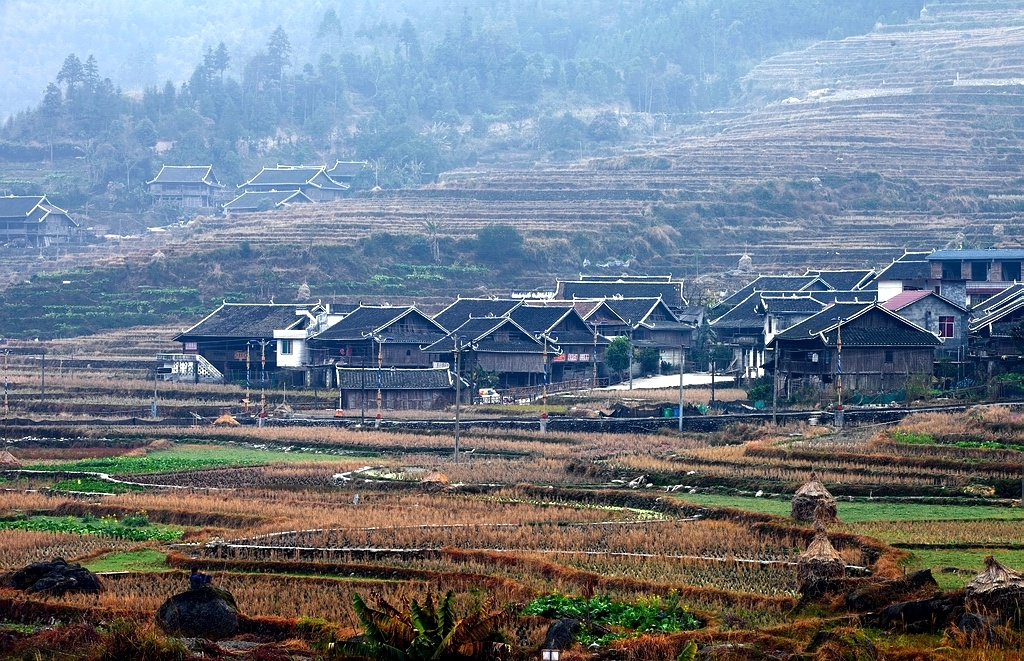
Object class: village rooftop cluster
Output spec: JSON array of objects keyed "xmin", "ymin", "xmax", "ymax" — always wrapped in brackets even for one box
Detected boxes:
[
  {"xmin": 163, "ymin": 248, "xmax": 1024, "ymax": 411},
  {"xmin": 0, "ymin": 162, "xmax": 364, "ymax": 247}
]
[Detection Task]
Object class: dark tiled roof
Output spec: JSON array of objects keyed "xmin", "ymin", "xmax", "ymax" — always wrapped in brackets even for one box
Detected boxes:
[
  {"xmin": 876, "ymin": 253, "xmax": 931, "ymax": 281},
  {"xmin": 0, "ymin": 196, "xmax": 44, "ymax": 217},
  {"xmin": 774, "ymin": 302, "xmax": 874, "ymax": 339},
  {"xmin": 929, "ymin": 249, "xmax": 1024, "ymax": 261},
  {"xmin": 313, "ymin": 306, "xmax": 443, "ymax": 342},
  {"xmin": 425, "ymin": 317, "xmax": 543, "ymax": 353},
  {"xmin": 820, "ymin": 327, "xmax": 940, "ymax": 347},
  {"xmin": 223, "ymin": 190, "xmax": 311, "ymax": 212},
  {"xmin": 973, "ymin": 284, "xmax": 1024, "ymax": 314},
  {"xmin": 602, "ymin": 298, "xmax": 661, "ymax": 326},
  {"xmin": 807, "ymin": 270, "xmax": 875, "ymax": 291},
  {"xmin": 509, "ymin": 306, "xmax": 572, "ymax": 335},
  {"xmin": 760, "ymin": 296, "xmax": 826, "ymax": 315},
  {"xmin": 711, "ymin": 292, "xmax": 763, "ymax": 328},
  {"xmin": 148, "ymin": 165, "xmax": 220, "ymax": 185},
  {"xmin": 433, "ymin": 299, "xmax": 520, "ymax": 331},
  {"xmin": 971, "ymin": 296, "xmax": 1024, "ymax": 333},
  {"xmin": 714, "ymin": 275, "xmax": 822, "ymax": 313},
  {"xmin": 775, "ymin": 303, "xmax": 939, "ymax": 347},
  {"xmin": 176, "ymin": 304, "xmax": 310, "ymax": 340},
  {"xmin": 335, "ymin": 367, "xmax": 461, "ymax": 390},
  {"xmin": 808, "ymin": 290, "xmax": 877, "ymax": 304},
  {"xmin": 327, "ymin": 161, "xmax": 367, "ymax": 180},
  {"xmin": 557, "ymin": 281, "xmax": 683, "ymax": 304},
  {"xmin": 243, "ymin": 166, "xmax": 347, "ymax": 190}
]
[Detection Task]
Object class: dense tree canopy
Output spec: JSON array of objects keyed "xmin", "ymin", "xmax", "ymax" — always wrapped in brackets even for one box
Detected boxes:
[{"xmin": 0, "ymin": 0, "xmax": 923, "ymax": 210}]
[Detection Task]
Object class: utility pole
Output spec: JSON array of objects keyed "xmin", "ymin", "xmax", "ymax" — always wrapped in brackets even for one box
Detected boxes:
[
  {"xmin": 454, "ymin": 342, "xmax": 462, "ymax": 459},
  {"xmin": 375, "ymin": 337, "xmax": 383, "ymax": 428},
  {"xmin": 257, "ymin": 339, "xmax": 271, "ymax": 425},
  {"xmin": 244, "ymin": 341, "xmax": 252, "ymax": 413},
  {"xmin": 772, "ymin": 343, "xmax": 780, "ymax": 426},
  {"xmin": 540, "ymin": 333, "xmax": 548, "ymax": 433},
  {"xmin": 39, "ymin": 351, "xmax": 45, "ymax": 401},
  {"xmin": 3, "ymin": 349, "xmax": 9, "ymax": 417},
  {"xmin": 628, "ymin": 325, "xmax": 634, "ymax": 391},
  {"xmin": 835, "ymin": 319, "xmax": 844, "ymax": 429},
  {"xmin": 678, "ymin": 346, "xmax": 685, "ymax": 433},
  {"xmin": 152, "ymin": 364, "xmax": 158, "ymax": 419}
]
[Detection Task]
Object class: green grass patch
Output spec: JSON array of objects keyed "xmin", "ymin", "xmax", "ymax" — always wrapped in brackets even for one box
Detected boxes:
[
  {"xmin": 0, "ymin": 514, "xmax": 183, "ymax": 541},
  {"xmin": 674, "ymin": 494, "xmax": 1024, "ymax": 523},
  {"xmin": 891, "ymin": 429, "xmax": 934, "ymax": 445},
  {"xmin": 28, "ymin": 443, "xmax": 349, "ymax": 475},
  {"xmin": 49, "ymin": 477, "xmax": 145, "ymax": 493},
  {"xmin": 904, "ymin": 548, "xmax": 1024, "ymax": 589},
  {"xmin": 0, "ymin": 623, "xmax": 39, "ymax": 634},
  {"xmin": 81, "ymin": 548, "xmax": 171, "ymax": 573},
  {"xmin": 522, "ymin": 592, "xmax": 700, "ymax": 645}
]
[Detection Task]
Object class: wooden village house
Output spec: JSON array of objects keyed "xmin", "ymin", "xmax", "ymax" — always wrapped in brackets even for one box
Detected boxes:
[
  {"xmin": 335, "ymin": 366, "xmax": 468, "ymax": 412},
  {"xmin": 0, "ymin": 195, "xmax": 82, "ymax": 247},
  {"xmin": 239, "ymin": 165, "xmax": 348, "ymax": 202},
  {"xmin": 147, "ymin": 166, "xmax": 224, "ymax": 208},
  {"xmin": 173, "ymin": 303, "xmax": 324, "ymax": 384},
  {"xmin": 424, "ymin": 316, "xmax": 550, "ymax": 389},
  {"xmin": 306, "ymin": 305, "xmax": 449, "ymax": 382},
  {"xmin": 768, "ymin": 302, "xmax": 940, "ymax": 397},
  {"xmin": 510, "ymin": 303, "xmax": 609, "ymax": 384}
]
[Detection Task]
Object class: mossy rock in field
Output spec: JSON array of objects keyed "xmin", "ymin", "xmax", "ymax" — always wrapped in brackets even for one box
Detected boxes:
[
  {"xmin": 2, "ymin": 557, "xmax": 104, "ymax": 596},
  {"xmin": 844, "ymin": 569, "xmax": 939, "ymax": 612},
  {"xmin": 867, "ymin": 592, "xmax": 965, "ymax": 633},
  {"xmin": 156, "ymin": 586, "xmax": 239, "ymax": 640}
]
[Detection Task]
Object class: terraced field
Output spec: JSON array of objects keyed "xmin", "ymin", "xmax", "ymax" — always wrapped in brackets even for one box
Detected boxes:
[
  {"xmin": 4, "ymin": 1, "xmax": 1024, "ymax": 297},
  {"xmin": 111, "ymin": 0, "xmax": 1018, "ymax": 282}
]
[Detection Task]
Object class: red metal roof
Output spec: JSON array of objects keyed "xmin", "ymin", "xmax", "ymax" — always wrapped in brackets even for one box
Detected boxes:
[{"xmin": 882, "ymin": 290, "xmax": 931, "ymax": 311}]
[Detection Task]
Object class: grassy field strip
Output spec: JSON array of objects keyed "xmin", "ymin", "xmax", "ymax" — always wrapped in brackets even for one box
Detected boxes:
[
  {"xmin": 242, "ymin": 517, "xmax": 694, "ymax": 543},
  {"xmin": 672, "ymin": 493, "xmax": 1024, "ymax": 522},
  {"xmin": 201, "ymin": 542, "xmax": 846, "ymax": 569},
  {"xmin": 23, "ymin": 444, "xmax": 353, "ymax": 473},
  {"xmin": 80, "ymin": 548, "xmax": 170, "ymax": 573},
  {"xmin": 10, "ymin": 469, "xmax": 234, "ymax": 491}
]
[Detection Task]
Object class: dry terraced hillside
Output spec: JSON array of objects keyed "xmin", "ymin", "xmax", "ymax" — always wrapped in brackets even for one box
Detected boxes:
[{"xmin": 5, "ymin": 0, "xmax": 1024, "ymax": 296}]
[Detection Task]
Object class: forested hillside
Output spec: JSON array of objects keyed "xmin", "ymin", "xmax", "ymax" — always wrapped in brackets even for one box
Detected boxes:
[{"xmin": 1, "ymin": 0, "xmax": 920, "ymax": 212}]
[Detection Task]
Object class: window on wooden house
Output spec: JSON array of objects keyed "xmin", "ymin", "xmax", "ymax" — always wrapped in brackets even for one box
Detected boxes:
[
  {"xmin": 1003, "ymin": 262, "xmax": 1022, "ymax": 282},
  {"xmin": 884, "ymin": 349, "xmax": 894, "ymax": 363},
  {"xmin": 280, "ymin": 340, "xmax": 293, "ymax": 355},
  {"xmin": 939, "ymin": 316, "xmax": 954, "ymax": 338}
]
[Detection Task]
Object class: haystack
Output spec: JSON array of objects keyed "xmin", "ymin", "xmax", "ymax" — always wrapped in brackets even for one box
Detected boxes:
[
  {"xmin": 797, "ymin": 523, "xmax": 846, "ymax": 597},
  {"xmin": 791, "ymin": 472, "xmax": 838, "ymax": 523},
  {"xmin": 213, "ymin": 413, "xmax": 240, "ymax": 427},
  {"xmin": 965, "ymin": 556, "xmax": 1024, "ymax": 618},
  {"xmin": 0, "ymin": 449, "xmax": 20, "ymax": 469},
  {"xmin": 421, "ymin": 470, "xmax": 450, "ymax": 492}
]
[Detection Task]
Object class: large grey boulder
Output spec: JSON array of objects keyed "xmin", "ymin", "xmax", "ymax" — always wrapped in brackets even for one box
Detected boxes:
[
  {"xmin": 156, "ymin": 586, "xmax": 239, "ymax": 640},
  {"xmin": 542, "ymin": 618, "xmax": 580, "ymax": 650},
  {"xmin": 2, "ymin": 558, "xmax": 103, "ymax": 596}
]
